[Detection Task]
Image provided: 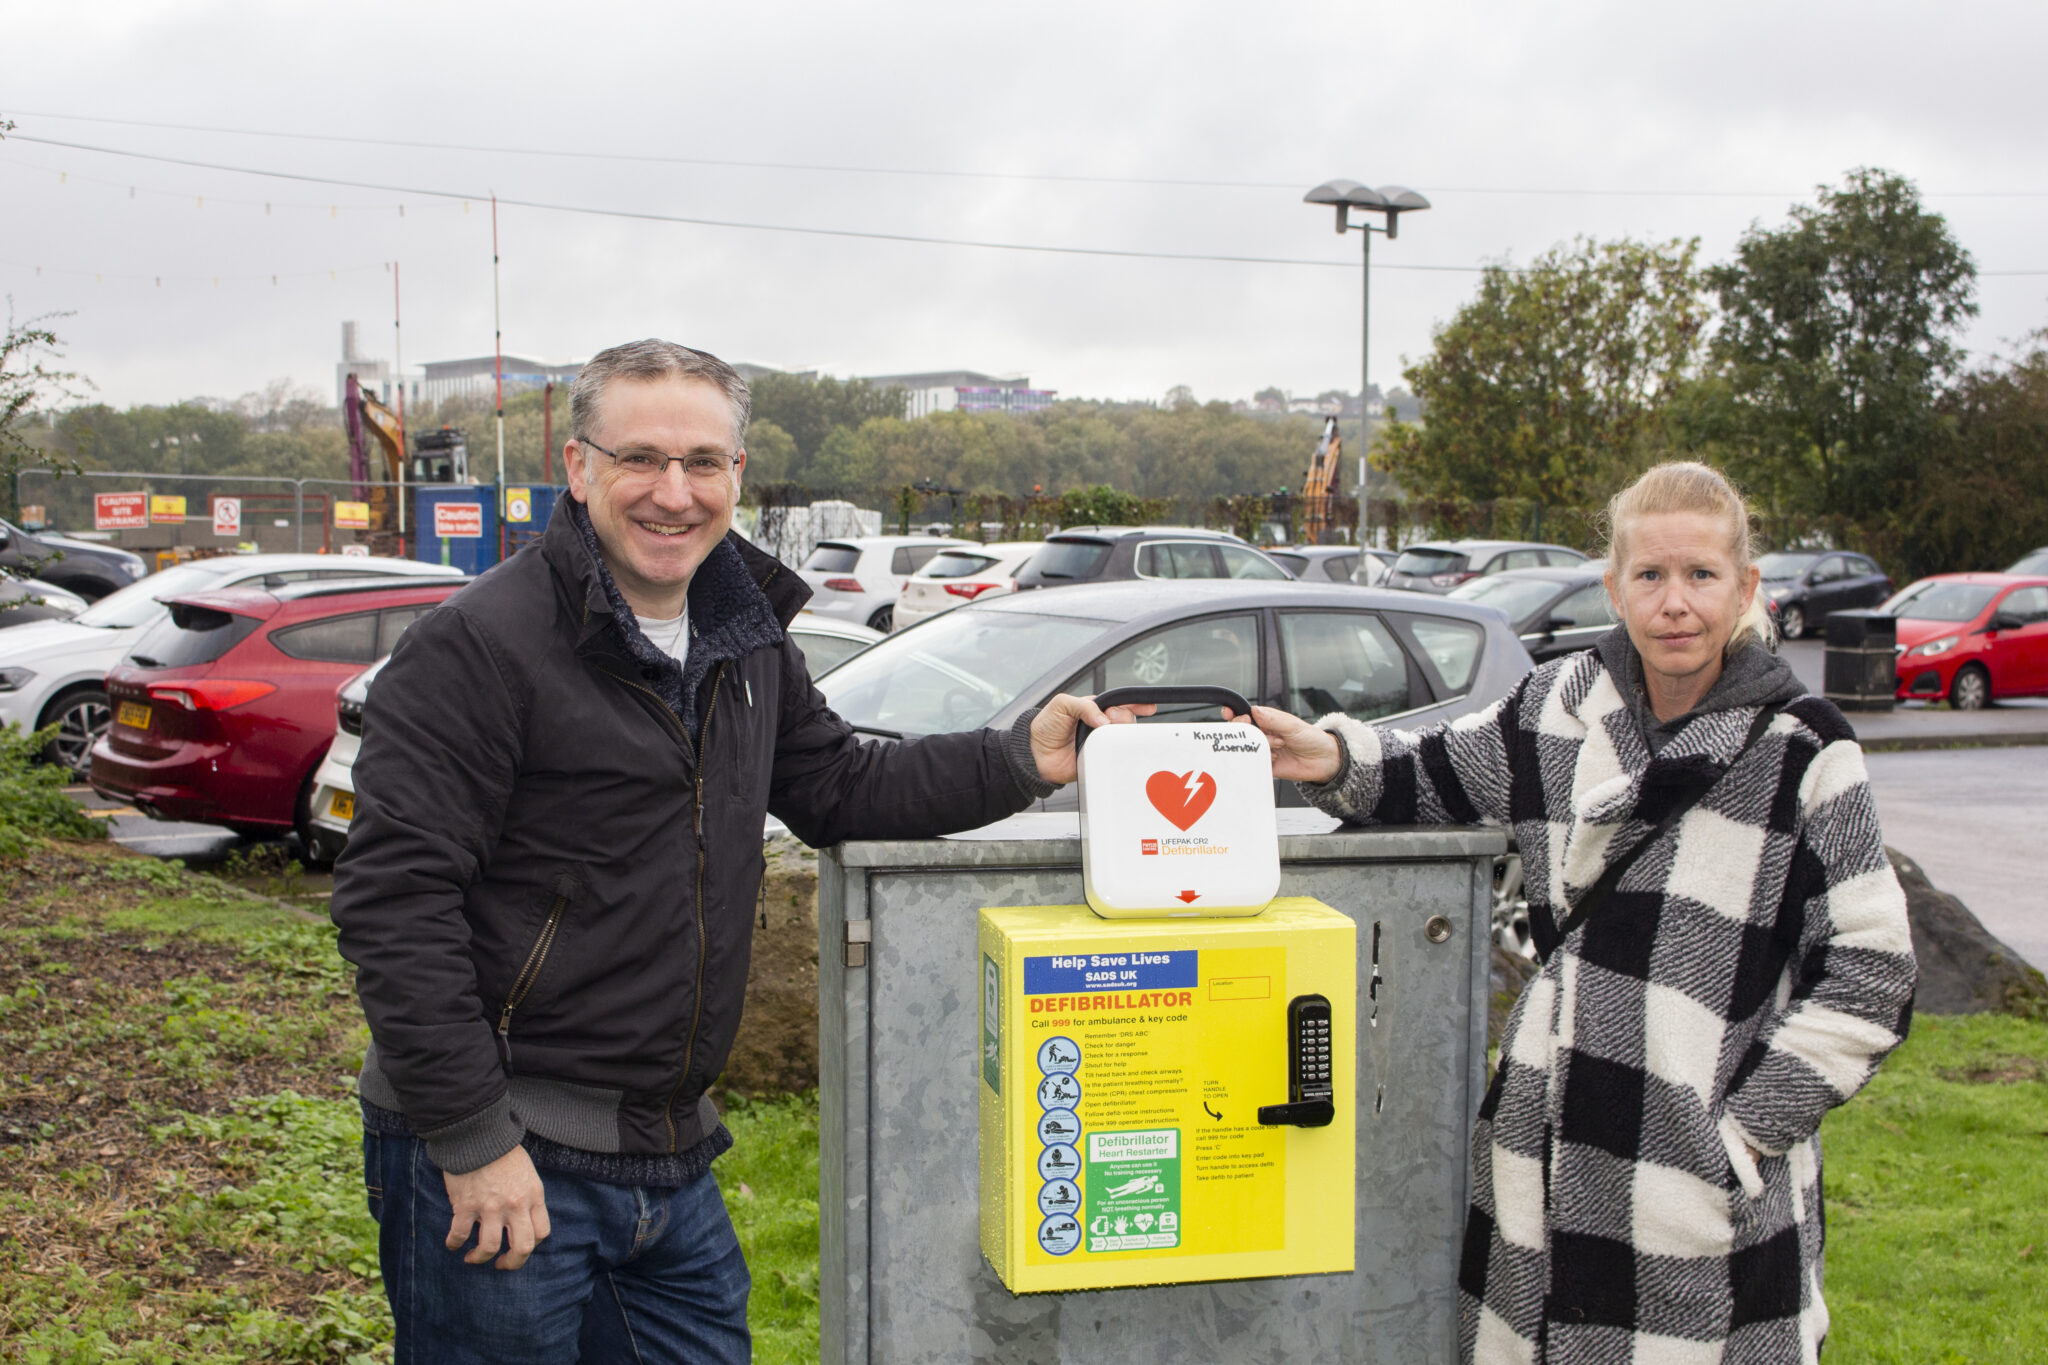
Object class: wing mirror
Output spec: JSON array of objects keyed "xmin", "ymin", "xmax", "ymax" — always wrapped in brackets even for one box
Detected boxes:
[
  {"xmin": 1543, "ymin": 615, "xmax": 1575, "ymax": 634},
  {"xmin": 1987, "ymin": 610, "xmax": 2025, "ymax": 632}
]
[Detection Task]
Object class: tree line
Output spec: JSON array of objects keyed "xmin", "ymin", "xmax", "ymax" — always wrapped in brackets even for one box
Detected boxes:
[
  {"xmin": 10, "ymin": 165, "xmax": 2036, "ymax": 577},
  {"xmin": 1374, "ymin": 167, "xmax": 2047, "ymax": 578}
]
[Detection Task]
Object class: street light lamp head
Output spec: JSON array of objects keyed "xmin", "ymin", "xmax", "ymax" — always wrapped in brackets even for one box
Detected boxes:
[
  {"xmin": 1372, "ymin": 186, "xmax": 1431, "ymax": 239},
  {"xmin": 1304, "ymin": 180, "xmax": 1427, "ymax": 233}
]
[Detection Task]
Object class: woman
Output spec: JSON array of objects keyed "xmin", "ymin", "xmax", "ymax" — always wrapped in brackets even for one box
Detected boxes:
[{"xmin": 1240, "ymin": 463, "xmax": 1915, "ymax": 1363}]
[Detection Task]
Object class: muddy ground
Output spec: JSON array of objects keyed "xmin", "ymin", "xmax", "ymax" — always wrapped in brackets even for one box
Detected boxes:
[{"xmin": 718, "ymin": 838, "xmax": 823, "ymax": 1099}]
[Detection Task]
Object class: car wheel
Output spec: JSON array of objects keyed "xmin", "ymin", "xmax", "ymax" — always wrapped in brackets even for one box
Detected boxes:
[
  {"xmin": 293, "ymin": 773, "xmax": 334, "ymax": 868},
  {"xmin": 1128, "ymin": 639, "xmax": 1172, "ymax": 686},
  {"xmin": 1949, "ymin": 663, "xmax": 1992, "ymax": 712},
  {"xmin": 40, "ymin": 687, "xmax": 110, "ymax": 780},
  {"xmin": 1777, "ymin": 604, "xmax": 1805, "ymax": 641},
  {"xmin": 867, "ymin": 606, "xmax": 894, "ymax": 633},
  {"xmin": 1492, "ymin": 853, "xmax": 1535, "ymax": 960}
]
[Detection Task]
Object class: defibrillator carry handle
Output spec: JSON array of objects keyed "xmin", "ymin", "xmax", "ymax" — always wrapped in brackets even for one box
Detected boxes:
[{"xmin": 1079, "ymin": 686, "xmax": 1257, "ymax": 751}]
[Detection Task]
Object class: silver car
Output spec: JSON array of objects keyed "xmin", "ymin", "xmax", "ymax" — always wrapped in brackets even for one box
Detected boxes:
[{"xmin": 818, "ymin": 578, "xmax": 1533, "ymax": 811}]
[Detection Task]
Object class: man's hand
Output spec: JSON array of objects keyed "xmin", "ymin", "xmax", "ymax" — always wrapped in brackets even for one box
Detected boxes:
[
  {"xmin": 1029, "ymin": 695, "xmax": 1155, "ymax": 785},
  {"xmin": 1221, "ymin": 705, "xmax": 1344, "ymax": 785},
  {"xmin": 444, "ymin": 1144, "xmax": 551, "ymax": 1270}
]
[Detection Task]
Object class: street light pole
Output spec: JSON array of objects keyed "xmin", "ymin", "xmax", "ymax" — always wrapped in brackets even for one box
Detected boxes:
[
  {"xmin": 1302, "ymin": 181, "xmax": 1430, "ymax": 552},
  {"xmin": 1358, "ymin": 224, "xmax": 1370, "ymax": 549}
]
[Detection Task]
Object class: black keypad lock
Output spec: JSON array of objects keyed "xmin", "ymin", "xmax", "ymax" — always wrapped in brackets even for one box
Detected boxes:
[{"xmin": 1257, "ymin": 994, "xmax": 1336, "ymax": 1128}]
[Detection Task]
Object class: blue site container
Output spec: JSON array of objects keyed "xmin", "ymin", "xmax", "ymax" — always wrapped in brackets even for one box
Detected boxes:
[
  {"xmin": 413, "ymin": 486, "xmax": 498, "ymax": 574},
  {"xmin": 411, "ymin": 485, "xmax": 568, "ymax": 572}
]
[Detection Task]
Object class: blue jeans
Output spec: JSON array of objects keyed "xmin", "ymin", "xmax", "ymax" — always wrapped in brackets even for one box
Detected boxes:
[{"xmin": 364, "ymin": 1130, "xmax": 751, "ymax": 1365}]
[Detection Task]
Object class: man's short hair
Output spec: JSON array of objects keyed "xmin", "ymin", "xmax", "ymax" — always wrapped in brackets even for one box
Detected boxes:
[{"xmin": 569, "ymin": 340, "xmax": 752, "ymax": 453}]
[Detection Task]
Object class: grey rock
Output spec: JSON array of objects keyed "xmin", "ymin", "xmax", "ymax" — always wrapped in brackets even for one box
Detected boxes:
[{"xmin": 1889, "ymin": 846, "xmax": 2048, "ymax": 1018}]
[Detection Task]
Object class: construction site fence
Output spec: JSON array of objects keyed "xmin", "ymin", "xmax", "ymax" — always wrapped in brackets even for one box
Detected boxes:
[
  {"xmin": 32, "ymin": 468, "xmax": 1823, "ymax": 566},
  {"xmin": 15, "ymin": 469, "xmax": 411, "ymax": 564}
]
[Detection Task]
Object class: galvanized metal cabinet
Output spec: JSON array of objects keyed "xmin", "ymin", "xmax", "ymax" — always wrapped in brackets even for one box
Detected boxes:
[{"xmin": 818, "ymin": 811, "xmax": 1506, "ymax": 1365}]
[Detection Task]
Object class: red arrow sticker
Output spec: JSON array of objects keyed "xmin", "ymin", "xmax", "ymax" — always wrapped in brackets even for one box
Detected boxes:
[
  {"xmin": 1176, "ymin": 890, "xmax": 1201, "ymax": 904},
  {"xmin": 1145, "ymin": 770, "xmax": 1217, "ymax": 831}
]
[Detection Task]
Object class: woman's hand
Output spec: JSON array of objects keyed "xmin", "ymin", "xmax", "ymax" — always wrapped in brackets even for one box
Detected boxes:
[{"xmin": 1221, "ymin": 705, "xmax": 1344, "ymax": 785}]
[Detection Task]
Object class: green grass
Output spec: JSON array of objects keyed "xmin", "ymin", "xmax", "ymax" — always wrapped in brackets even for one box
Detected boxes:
[
  {"xmin": 0, "ymin": 835, "xmax": 826, "ymax": 1362},
  {"xmin": 1824, "ymin": 1012, "xmax": 2048, "ymax": 1364},
  {"xmin": 5, "ymin": 820, "xmax": 2041, "ymax": 1363},
  {"xmin": 721, "ymin": 1093, "xmax": 824, "ymax": 1363}
]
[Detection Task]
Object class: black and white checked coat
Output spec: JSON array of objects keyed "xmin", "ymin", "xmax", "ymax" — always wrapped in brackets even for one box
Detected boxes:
[{"xmin": 1302, "ymin": 646, "xmax": 1916, "ymax": 1364}]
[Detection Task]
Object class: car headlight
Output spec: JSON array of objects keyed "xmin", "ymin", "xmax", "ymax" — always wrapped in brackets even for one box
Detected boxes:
[
  {"xmin": 0, "ymin": 666, "xmax": 34, "ymax": 692},
  {"xmin": 1904, "ymin": 634, "xmax": 1961, "ymax": 659},
  {"xmin": 1764, "ymin": 585, "xmax": 1792, "ymax": 600},
  {"xmin": 120, "ymin": 560, "xmax": 146, "ymax": 579}
]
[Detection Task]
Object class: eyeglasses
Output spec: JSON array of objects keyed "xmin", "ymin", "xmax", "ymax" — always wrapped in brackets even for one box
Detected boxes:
[{"xmin": 582, "ymin": 438, "xmax": 740, "ymax": 487}]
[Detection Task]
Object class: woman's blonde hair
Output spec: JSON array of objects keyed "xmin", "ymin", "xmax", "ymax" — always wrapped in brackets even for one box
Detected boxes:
[{"xmin": 1602, "ymin": 461, "xmax": 1774, "ymax": 655}]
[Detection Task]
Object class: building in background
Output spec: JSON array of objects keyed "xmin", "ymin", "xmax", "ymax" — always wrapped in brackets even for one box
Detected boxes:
[
  {"xmin": 335, "ymin": 322, "xmax": 392, "ymax": 409},
  {"xmin": 419, "ymin": 354, "xmax": 583, "ymax": 409},
  {"xmin": 857, "ymin": 370, "xmax": 1055, "ymax": 419}
]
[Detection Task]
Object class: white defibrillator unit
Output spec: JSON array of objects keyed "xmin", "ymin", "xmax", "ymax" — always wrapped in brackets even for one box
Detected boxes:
[{"xmin": 1076, "ymin": 687, "xmax": 1282, "ymax": 919}]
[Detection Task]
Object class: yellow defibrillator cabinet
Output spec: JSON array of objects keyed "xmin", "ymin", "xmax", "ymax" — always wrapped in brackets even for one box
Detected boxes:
[{"xmin": 978, "ymin": 897, "xmax": 1356, "ymax": 1293}]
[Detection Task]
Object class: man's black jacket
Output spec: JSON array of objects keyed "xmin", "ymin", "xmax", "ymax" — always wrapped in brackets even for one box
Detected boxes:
[{"xmin": 331, "ymin": 504, "xmax": 1037, "ymax": 1173}]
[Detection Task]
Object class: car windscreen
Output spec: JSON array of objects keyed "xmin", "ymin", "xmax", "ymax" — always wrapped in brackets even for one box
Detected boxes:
[
  {"xmin": 2006, "ymin": 550, "xmax": 2048, "ymax": 576},
  {"xmin": 802, "ymin": 544, "xmax": 862, "ymax": 574},
  {"xmin": 1755, "ymin": 552, "xmax": 1821, "ymax": 580},
  {"xmin": 1447, "ymin": 576, "xmax": 1563, "ymax": 626},
  {"xmin": 1022, "ymin": 540, "xmax": 1112, "ymax": 582},
  {"xmin": 819, "ymin": 609, "xmax": 1113, "ymax": 735},
  {"xmin": 791, "ymin": 630, "xmax": 871, "ymax": 676},
  {"xmin": 1880, "ymin": 582, "xmax": 1997, "ymax": 622},
  {"xmin": 124, "ymin": 603, "xmax": 263, "ymax": 669},
  {"xmin": 1392, "ymin": 548, "xmax": 1467, "ymax": 576},
  {"xmin": 921, "ymin": 552, "xmax": 998, "ymax": 579},
  {"xmin": 73, "ymin": 562, "xmax": 241, "ymax": 629}
]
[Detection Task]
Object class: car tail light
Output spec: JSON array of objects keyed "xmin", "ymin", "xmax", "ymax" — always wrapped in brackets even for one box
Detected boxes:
[
  {"xmin": 147, "ymin": 679, "xmax": 278, "ymax": 712},
  {"xmin": 822, "ymin": 578, "xmax": 863, "ymax": 592},
  {"xmin": 945, "ymin": 582, "xmax": 997, "ymax": 599},
  {"xmin": 1430, "ymin": 571, "xmax": 1476, "ymax": 588}
]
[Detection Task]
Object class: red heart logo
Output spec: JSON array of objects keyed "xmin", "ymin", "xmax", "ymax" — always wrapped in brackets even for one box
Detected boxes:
[{"xmin": 1145, "ymin": 770, "xmax": 1217, "ymax": 831}]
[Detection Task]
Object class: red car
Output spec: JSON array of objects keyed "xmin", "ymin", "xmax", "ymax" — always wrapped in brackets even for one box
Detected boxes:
[
  {"xmin": 89, "ymin": 576, "xmax": 467, "ymax": 845},
  {"xmin": 1889, "ymin": 573, "xmax": 2048, "ymax": 710}
]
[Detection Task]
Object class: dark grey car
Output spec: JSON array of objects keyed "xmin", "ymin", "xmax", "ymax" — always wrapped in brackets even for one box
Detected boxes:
[
  {"xmin": 1448, "ymin": 563, "xmax": 1616, "ymax": 664},
  {"xmin": 0, "ymin": 518, "xmax": 148, "ymax": 601},
  {"xmin": 817, "ymin": 578, "xmax": 1533, "ymax": 810},
  {"xmin": 1756, "ymin": 550, "xmax": 1892, "ymax": 640},
  {"xmin": 1383, "ymin": 539, "xmax": 1590, "ymax": 593}
]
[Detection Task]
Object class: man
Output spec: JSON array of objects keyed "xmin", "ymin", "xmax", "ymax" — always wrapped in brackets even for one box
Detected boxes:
[{"xmin": 331, "ymin": 340, "xmax": 1131, "ymax": 1363}]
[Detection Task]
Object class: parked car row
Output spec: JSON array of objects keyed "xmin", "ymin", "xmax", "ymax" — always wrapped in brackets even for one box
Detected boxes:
[
  {"xmin": 0, "ymin": 553, "xmax": 464, "ymax": 778},
  {"xmin": 17, "ymin": 514, "xmax": 2040, "ymax": 873},
  {"xmin": 802, "ymin": 529, "xmax": 1553, "ymax": 638}
]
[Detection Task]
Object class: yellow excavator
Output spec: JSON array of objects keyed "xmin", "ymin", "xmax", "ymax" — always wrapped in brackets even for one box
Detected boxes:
[{"xmin": 1299, "ymin": 415, "xmax": 1341, "ymax": 544}]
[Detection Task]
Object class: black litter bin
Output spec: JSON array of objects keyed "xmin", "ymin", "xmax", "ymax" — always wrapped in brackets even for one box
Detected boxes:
[{"xmin": 1822, "ymin": 610, "xmax": 1897, "ymax": 711}]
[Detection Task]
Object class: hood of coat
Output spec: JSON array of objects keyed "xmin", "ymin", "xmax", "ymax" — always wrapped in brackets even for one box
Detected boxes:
[
  {"xmin": 1595, "ymin": 625, "xmax": 1806, "ymax": 760},
  {"xmin": 1556, "ymin": 636, "xmax": 1807, "ymax": 899}
]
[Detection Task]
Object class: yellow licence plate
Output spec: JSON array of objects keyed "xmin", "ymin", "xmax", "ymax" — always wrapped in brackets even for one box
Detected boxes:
[
  {"xmin": 116, "ymin": 702, "xmax": 152, "ymax": 731},
  {"xmin": 329, "ymin": 792, "xmax": 355, "ymax": 822}
]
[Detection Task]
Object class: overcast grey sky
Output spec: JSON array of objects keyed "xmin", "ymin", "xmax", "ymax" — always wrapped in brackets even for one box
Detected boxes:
[{"xmin": 4, "ymin": 0, "xmax": 2045, "ymax": 411}]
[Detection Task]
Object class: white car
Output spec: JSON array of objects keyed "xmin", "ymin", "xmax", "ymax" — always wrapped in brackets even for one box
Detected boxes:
[
  {"xmin": 304, "ymin": 611, "xmax": 883, "ymax": 861},
  {"xmin": 1, "ymin": 577, "xmax": 91, "ymax": 620},
  {"xmin": 796, "ymin": 535, "xmax": 970, "ymax": 632},
  {"xmin": 0, "ymin": 553, "xmax": 463, "ymax": 777},
  {"xmin": 893, "ymin": 542, "xmax": 1047, "ymax": 630}
]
